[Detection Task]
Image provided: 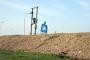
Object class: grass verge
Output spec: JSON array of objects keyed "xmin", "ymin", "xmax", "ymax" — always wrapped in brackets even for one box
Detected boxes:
[{"xmin": 0, "ymin": 50, "xmax": 76, "ymax": 60}]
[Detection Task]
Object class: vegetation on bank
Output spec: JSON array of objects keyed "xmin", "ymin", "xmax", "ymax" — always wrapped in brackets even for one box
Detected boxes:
[{"xmin": 0, "ymin": 50, "xmax": 76, "ymax": 60}]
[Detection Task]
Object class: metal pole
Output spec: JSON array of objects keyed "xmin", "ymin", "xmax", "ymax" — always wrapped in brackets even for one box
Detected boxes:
[
  {"xmin": 24, "ymin": 15, "xmax": 25, "ymax": 35},
  {"xmin": 30, "ymin": 8, "xmax": 33, "ymax": 35},
  {"xmin": 35, "ymin": 6, "xmax": 38, "ymax": 35}
]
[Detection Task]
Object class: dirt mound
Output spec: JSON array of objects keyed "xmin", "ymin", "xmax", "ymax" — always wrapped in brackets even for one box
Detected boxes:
[{"xmin": 0, "ymin": 33, "xmax": 90, "ymax": 59}]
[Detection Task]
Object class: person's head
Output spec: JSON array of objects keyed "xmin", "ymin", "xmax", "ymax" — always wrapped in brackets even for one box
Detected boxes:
[{"xmin": 44, "ymin": 21, "xmax": 46, "ymax": 25}]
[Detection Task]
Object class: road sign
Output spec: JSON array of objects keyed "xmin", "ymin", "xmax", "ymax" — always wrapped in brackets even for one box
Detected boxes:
[{"xmin": 41, "ymin": 21, "xmax": 48, "ymax": 33}]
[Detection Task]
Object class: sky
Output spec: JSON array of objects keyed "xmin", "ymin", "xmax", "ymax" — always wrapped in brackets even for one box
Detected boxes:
[{"xmin": 0, "ymin": 0, "xmax": 90, "ymax": 35}]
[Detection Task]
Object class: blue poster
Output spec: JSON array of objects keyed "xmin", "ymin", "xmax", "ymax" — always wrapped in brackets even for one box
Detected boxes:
[{"xmin": 41, "ymin": 21, "xmax": 48, "ymax": 33}]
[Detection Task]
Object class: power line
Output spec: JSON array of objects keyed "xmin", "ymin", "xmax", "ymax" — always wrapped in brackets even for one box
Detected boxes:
[{"xmin": 33, "ymin": 0, "xmax": 39, "ymax": 6}]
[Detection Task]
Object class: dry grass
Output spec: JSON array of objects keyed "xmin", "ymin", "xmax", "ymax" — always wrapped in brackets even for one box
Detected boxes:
[{"xmin": 0, "ymin": 33, "xmax": 90, "ymax": 59}]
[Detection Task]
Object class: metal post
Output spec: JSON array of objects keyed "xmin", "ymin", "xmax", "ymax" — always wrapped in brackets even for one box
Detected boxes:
[
  {"xmin": 30, "ymin": 8, "xmax": 33, "ymax": 35},
  {"xmin": 24, "ymin": 15, "xmax": 25, "ymax": 35},
  {"xmin": 35, "ymin": 6, "xmax": 38, "ymax": 35}
]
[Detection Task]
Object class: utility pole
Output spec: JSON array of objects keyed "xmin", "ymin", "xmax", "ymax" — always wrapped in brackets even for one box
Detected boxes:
[
  {"xmin": 30, "ymin": 8, "xmax": 33, "ymax": 35},
  {"xmin": 35, "ymin": 6, "xmax": 38, "ymax": 35},
  {"xmin": 30, "ymin": 6, "xmax": 38, "ymax": 35}
]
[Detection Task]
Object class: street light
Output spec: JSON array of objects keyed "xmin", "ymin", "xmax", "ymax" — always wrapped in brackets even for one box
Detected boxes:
[
  {"xmin": 24, "ymin": 13, "xmax": 30, "ymax": 35},
  {"xmin": 24, "ymin": 15, "xmax": 25, "ymax": 35},
  {"xmin": 23, "ymin": 14, "xmax": 26, "ymax": 35}
]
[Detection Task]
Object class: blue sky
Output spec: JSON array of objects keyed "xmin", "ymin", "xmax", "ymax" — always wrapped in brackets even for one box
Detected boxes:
[{"xmin": 0, "ymin": 0, "xmax": 90, "ymax": 35}]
